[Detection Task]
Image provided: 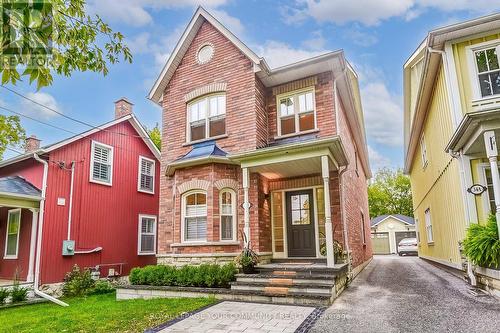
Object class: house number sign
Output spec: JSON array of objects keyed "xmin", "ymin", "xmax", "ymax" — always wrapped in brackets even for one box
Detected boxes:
[{"xmin": 467, "ymin": 184, "xmax": 487, "ymax": 195}]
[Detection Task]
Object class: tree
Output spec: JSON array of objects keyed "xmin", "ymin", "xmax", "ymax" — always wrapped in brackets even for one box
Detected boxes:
[
  {"xmin": 368, "ymin": 168, "xmax": 413, "ymax": 218},
  {"xmin": 1, "ymin": 0, "xmax": 132, "ymax": 89},
  {"xmin": 0, "ymin": 115, "xmax": 25, "ymax": 159},
  {"xmin": 148, "ymin": 124, "xmax": 161, "ymax": 151}
]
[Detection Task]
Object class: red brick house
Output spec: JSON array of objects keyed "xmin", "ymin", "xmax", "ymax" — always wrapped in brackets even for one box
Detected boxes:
[
  {"xmin": 148, "ymin": 7, "xmax": 372, "ymax": 272},
  {"xmin": 0, "ymin": 100, "xmax": 160, "ymax": 294}
]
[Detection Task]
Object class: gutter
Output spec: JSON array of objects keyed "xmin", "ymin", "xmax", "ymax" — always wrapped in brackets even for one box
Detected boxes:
[{"xmin": 33, "ymin": 153, "xmax": 69, "ymax": 307}]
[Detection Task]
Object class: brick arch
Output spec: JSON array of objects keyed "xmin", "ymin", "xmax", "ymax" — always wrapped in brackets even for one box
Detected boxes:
[
  {"xmin": 214, "ymin": 179, "xmax": 239, "ymax": 191},
  {"xmin": 177, "ymin": 179, "xmax": 211, "ymax": 194},
  {"xmin": 184, "ymin": 82, "xmax": 227, "ymax": 102}
]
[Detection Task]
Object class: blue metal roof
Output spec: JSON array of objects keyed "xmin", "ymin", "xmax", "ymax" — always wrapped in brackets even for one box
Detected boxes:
[
  {"xmin": 0, "ymin": 176, "xmax": 41, "ymax": 198},
  {"xmin": 370, "ymin": 214, "xmax": 414, "ymax": 226},
  {"xmin": 176, "ymin": 140, "xmax": 227, "ymax": 162}
]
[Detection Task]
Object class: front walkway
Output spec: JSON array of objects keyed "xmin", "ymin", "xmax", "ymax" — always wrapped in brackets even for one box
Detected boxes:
[
  {"xmin": 310, "ymin": 255, "xmax": 500, "ymax": 333},
  {"xmin": 151, "ymin": 301, "xmax": 321, "ymax": 333}
]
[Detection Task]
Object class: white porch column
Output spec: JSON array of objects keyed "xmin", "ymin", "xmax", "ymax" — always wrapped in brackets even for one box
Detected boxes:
[
  {"xmin": 242, "ymin": 167, "xmax": 250, "ymax": 246},
  {"xmin": 483, "ymin": 131, "xmax": 500, "ymax": 237},
  {"xmin": 27, "ymin": 208, "xmax": 39, "ymax": 282},
  {"xmin": 321, "ymin": 155, "xmax": 335, "ymax": 267}
]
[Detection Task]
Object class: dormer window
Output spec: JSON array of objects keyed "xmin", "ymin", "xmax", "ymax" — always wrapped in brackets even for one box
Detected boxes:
[
  {"xmin": 472, "ymin": 44, "xmax": 500, "ymax": 98},
  {"xmin": 187, "ymin": 94, "xmax": 226, "ymax": 142},
  {"xmin": 277, "ymin": 89, "xmax": 316, "ymax": 137}
]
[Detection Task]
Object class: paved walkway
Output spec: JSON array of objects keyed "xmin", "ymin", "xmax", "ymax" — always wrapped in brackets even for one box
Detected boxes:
[
  {"xmin": 311, "ymin": 255, "xmax": 500, "ymax": 333},
  {"xmin": 156, "ymin": 301, "xmax": 318, "ymax": 333}
]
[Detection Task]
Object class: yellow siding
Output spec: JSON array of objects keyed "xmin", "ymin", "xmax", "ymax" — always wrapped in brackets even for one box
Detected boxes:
[
  {"xmin": 452, "ymin": 33, "xmax": 500, "ymax": 114},
  {"xmin": 409, "ymin": 65, "xmax": 466, "ymax": 266}
]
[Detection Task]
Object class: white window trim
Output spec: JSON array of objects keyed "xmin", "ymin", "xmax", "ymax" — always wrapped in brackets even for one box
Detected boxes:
[
  {"xmin": 181, "ymin": 190, "xmax": 208, "ymax": 243},
  {"xmin": 137, "ymin": 214, "xmax": 157, "ymax": 255},
  {"xmin": 137, "ymin": 156, "xmax": 155, "ymax": 194},
  {"xmin": 89, "ymin": 140, "xmax": 114, "ymax": 186},
  {"xmin": 424, "ymin": 208, "xmax": 433, "ymax": 244},
  {"xmin": 420, "ymin": 134, "xmax": 428, "ymax": 169},
  {"xmin": 466, "ymin": 39, "xmax": 500, "ymax": 101},
  {"xmin": 478, "ymin": 162, "xmax": 500, "ymax": 216},
  {"xmin": 186, "ymin": 93, "xmax": 226, "ymax": 143},
  {"xmin": 4, "ymin": 208, "xmax": 21, "ymax": 260},
  {"xmin": 276, "ymin": 87, "xmax": 317, "ymax": 138},
  {"xmin": 219, "ymin": 188, "xmax": 237, "ymax": 242}
]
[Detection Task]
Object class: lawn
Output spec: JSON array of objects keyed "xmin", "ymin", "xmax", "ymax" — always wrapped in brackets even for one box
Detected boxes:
[{"xmin": 0, "ymin": 293, "xmax": 215, "ymax": 333}]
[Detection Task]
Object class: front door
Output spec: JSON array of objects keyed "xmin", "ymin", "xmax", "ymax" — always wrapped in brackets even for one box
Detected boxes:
[{"xmin": 286, "ymin": 189, "xmax": 316, "ymax": 257}]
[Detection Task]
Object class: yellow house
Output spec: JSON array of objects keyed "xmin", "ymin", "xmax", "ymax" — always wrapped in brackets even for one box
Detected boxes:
[{"xmin": 404, "ymin": 13, "xmax": 500, "ymax": 296}]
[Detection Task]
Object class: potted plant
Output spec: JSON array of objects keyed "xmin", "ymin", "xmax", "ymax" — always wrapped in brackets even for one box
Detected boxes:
[{"xmin": 235, "ymin": 232, "xmax": 259, "ymax": 274}]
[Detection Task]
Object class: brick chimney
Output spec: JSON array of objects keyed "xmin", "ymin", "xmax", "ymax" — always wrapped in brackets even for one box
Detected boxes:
[
  {"xmin": 25, "ymin": 135, "xmax": 41, "ymax": 153},
  {"xmin": 114, "ymin": 97, "xmax": 133, "ymax": 119}
]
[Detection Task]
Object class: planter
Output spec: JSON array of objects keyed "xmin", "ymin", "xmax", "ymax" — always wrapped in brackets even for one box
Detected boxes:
[{"xmin": 241, "ymin": 265, "xmax": 256, "ymax": 274}]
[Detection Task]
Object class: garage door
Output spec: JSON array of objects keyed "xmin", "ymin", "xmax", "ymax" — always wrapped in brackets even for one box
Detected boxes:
[
  {"xmin": 371, "ymin": 232, "xmax": 390, "ymax": 254},
  {"xmin": 395, "ymin": 231, "xmax": 417, "ymax": 253}
]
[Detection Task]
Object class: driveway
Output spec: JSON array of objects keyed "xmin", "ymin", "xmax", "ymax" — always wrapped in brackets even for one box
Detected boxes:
[{"xmin": 311, "ymin": 255, "xmax": 500, "ymax": 333}]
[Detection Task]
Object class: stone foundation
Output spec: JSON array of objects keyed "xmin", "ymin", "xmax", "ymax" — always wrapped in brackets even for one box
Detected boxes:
[
  {"xmin": 475, "ymin": 266, "xmax": 500, "ymax": 298},
  {"xmin": 157, "ymin": 252, "xmax": 273, "ymax": 267}
]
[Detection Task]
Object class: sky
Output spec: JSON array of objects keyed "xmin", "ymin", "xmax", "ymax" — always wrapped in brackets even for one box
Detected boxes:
[{"xmin": 1, "ymin": 0, "xmax": 500, "ymax": 171}]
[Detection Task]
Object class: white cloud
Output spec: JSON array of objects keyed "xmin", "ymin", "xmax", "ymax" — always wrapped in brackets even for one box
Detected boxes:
[
  {"xmin": 368, "ymin": 146, "xmax": 392, "ymax": 170},
  {"xmin": 301, "ymin": 30, "xmax": 326, "ymax": 51},
  {"xmin": 343, "ymin": 26, "xmax": 378, "ymax": 47},
  {"xmin": 254, "ymin": 41, "xmax": 328, "ymax": 68},
  {"xmin": 21, "ymin": 92, "xmax": 62, "ymax": 119},
  {"xmin": 283, "ymin": 0, "xmax": 500, "ymax": 26},
  {"xmin": 210, "ymin": 9, "xmax": 245, "ymax": 36}
]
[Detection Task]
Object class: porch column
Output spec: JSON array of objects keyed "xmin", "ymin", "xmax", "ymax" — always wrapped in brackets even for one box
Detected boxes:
[
  {"xmin": 242, "ymin": 167, "xmax": 250, "ymax": 246},
  {"xmin": 27, "ymin": 208, "xmax": 39, "ymax": 282},
  {"xmin": 321, "ymin": 156, "xmax": 335, "ymax": 267},
  {"xmin": 484, "ymin": 131, "xmax": 500, "ymax": 237}
]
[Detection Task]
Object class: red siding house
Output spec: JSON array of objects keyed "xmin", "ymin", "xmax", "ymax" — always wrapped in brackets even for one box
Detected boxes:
[
  {"xmin": 148, "ymin": 7, "xmax": 372, "ymax": 278},
  {"xmin": 0, "ymin": 99, "xmax": 160, "ymax": 290}
]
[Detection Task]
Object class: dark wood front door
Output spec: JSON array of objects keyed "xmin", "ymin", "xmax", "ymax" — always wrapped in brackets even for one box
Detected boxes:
[{"xmin": 286, "ymin": 189, "xmax": 316, "ymax": 257}]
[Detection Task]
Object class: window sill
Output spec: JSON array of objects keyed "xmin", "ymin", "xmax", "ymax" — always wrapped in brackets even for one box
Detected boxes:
[
  {"xmin": 427, "ymin": 242, "xmax": 434, "ymax": 246},
  {"xmin": 138, "ymin": 252, "xmax": 156, "ymax": 256},
  {"xmin": 3, "ymin": 256, "xmax": 18, "ymax": 260},
  {"xmin": 274, "ymin": 129, "xmax": 319, "ymax": 140},
  {"xmin": 183, "ymin": 134, "xmax": 228, "ymax": 147},
  {"xmin": 90, "ymin": 178, "xmax": 112, "ymax": 187},
  {"xmin": 138, "ymin": 188, "xmax": 155, "ymax": 195},
  {"xmin": 171, "ymin": 241, "xmax": 240, "ymax": 247}
]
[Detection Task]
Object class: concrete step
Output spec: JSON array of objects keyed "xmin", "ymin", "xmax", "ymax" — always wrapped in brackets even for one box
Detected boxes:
[
  {"xmin": 255, "ymin": 263, "xmax": 347, "ymax": 277},
  {"xmin": 227, "ymin": 289, "xmax": 333, "ymax": 306},
  {"xmin": 231, "ymin": 281, "xmax": 333, "ymax": 295},
  {"xmin": 235, "ymin": 274, "xmax": 335, "ymax": 285},
  {"xmin": 271, "ymin": 258, "xmax": 327, "ymax": 264}
]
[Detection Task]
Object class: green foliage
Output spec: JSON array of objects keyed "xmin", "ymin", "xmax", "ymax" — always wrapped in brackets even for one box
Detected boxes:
[
  {"xmin": 463, "ymin": 215, "xmax": 500, "ymax": 268},
  {"xmin": 1, "ymin": 0, "xmax": 132, "ymax": 90},
  {"xmin": 148, "ymin": 124, "xmax": 161, "ymax": 151},
  {"xmin": 62, "ymin": 265, "xmax": 95, "ymax": 297},
  {"xmin": 368, "ymin": 168, "xmax": 413, "ymax": 218},
  {"xmin": 10, "ymin": 283, "xmax": 28, "ymax": 303},
  {"xmin": 234, "ymin": 246, "xmax": 259, "ymax": 268},
  {"xmin": 0, "ymin": 288, "xmax": 9, "ymax": 305},
  {"xmin": 129, "ymin": 263, "xmax": 237, "ymax": 288},
  {"xmin": 0, "ymin": 115, "xmax": 25, "ymax": 160},
  {"xmin": 88, "ymin": 281, "xmax": 115, "ymax": 295}
]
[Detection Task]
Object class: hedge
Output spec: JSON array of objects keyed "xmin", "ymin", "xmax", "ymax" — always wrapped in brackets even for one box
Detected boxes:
[{"xmin": 129, "ymin": 263, "xmax": 237, "ymax": 288}]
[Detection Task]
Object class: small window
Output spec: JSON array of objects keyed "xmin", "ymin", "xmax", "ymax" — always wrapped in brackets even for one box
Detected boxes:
[
  {"xmin": 138, "ymin": 215, "xmax": 156, "ymax": 255},
  {"xmin": 90, "ymin": 141, "xmax": 113, "ymax": 185},
  {"xmin": 4, "ymin": 209, "xmax": 21, "ymax": 259},
  {"xmin": 474, "ymin": 46, "xmax": 500, "ymax": 98},
  {"xmin": 277, "ymin": 89, "xmax": 316, "ymax": 136},
  {"xmin": 424, "ymin": 208, "xmax": 433, "ymax": 243},
  {"xmin": 360, "ymin": 211, "xmax": 366, "ymax": 244},
  {"xmin": 138, "ymin": 156, "xmax": 155, "ymax": 194},
  {"xmin": 420, "ymin": 134, "xmax": 428, "ymax": 168},
  {"xmin": 220, "ymin": 189, "xmax": 236, "ymax": 241},
  {"xmin": 183, "ymin": 191, "xmax": 207, "ymax": 242},
  {"xmin": 188, "ymin": 94, "xmax": 226, "ymax": 142}
]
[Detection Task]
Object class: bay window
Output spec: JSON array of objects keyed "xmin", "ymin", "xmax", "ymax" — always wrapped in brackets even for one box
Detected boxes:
[
  {"xmin": 220, "ymin": 189, "xmax": 236, "ymax": 241},
  {"xmin": 188, "ymin": 94, "xmax": 226, "ymax": 142},
  {"xmin": 183, "ymin": 191, "xmax": 207, "ymax": 242},
  {"xmin": 277, "ymin": 89, "xmax": 316, "ymax": 136}
]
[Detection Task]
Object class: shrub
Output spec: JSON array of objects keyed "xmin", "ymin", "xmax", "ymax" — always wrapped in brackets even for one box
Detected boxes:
[
  {"xmin": 89, "ymin": 281, "xmax": 115, "ymax": 295},
  {"xmin": 463, "ymin": 215, "xmax": 500, "ymax": 268},
  {"xmin": 0, "ymin": 288, "xmax": 9, "ymax": 305},
  {"xmin": 128, "ymin": 263, "xmax": 237, "ymax": 288},
  {"xmin": 10, "ymin": 283, "xmax": 28, "ymax": 303},
  {"xmin": 62, "ymin": 265, "xmax": 95, "ymax": 297}
]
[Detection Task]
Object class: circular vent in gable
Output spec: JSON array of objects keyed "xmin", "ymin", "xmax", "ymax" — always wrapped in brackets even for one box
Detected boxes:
[{"xmin": 196, "ymin": 43, "xmax": 214, "ymax": 64}]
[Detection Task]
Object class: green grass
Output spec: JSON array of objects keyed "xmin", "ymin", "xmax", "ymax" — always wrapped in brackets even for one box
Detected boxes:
[{"xmin": 0, "ymin": 292, "xmax": 215, "ymax": 333}]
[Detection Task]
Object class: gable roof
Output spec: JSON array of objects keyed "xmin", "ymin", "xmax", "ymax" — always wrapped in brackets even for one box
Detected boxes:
[
  {"xmin": 0, "ymin": 176, "xmax": 41, "ymax": 200},
  {"xmin": 370, "ymin": 214, "xmax": 415, "ymax": 227},
  {"xmin": 0, "ymin": 114, "xmax": 161, "ymax": 168}
]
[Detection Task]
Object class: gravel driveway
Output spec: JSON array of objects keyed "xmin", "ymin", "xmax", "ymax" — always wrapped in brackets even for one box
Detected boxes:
[{"xmin": 310, "ymin": 255, "xmax": 500, "ymax": 333}]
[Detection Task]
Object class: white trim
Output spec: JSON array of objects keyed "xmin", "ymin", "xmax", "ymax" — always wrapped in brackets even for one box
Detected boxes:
[
  {"xmin": 4, "ymin": 208, "xmax": 21, "ymax": 259},
  {"xmin": 276, "ymin": 87, "xmax": 317, "ymax": 137},
  {"xmin": 181, "ymin": 190, "xmax": 208, "ymax": 243},
  {"xmin": 424, "ymin": 207, "xmax": 433, "ymax": 244},
  {"xmin": 219, "ymin": 188, "xmax": 237, "ymax": 242},
  {"xmin": 138, "ymin": 214, "xmax": 157, "ymax": 255},
  {"xmin": 465, "ymin": 39, "xmax": 500, "ymax": 101},
  {"xmin": 89, "ymin": 140, "xmax": 114, "ymax": 186},
  {"xmin": 444, "ymin": 42, "xmax": 464, "ymax": 129},
  {"xmin": 477, "ymin": 162, "xmax": 500, "ymax": 216},
  {"xmin": 137, "ymin": 156, "xmax": 156, "ymax": 194},
  {"xmin": 420, "ymin": 133, "xmax": 428, "ymax": 169},
  {"xmin": 371, "ymin": 215, "xmax": 414, "ymax": 227},
  {"xmin": 0, "ymin": 192, "xmax": 42, "ymax": 201}
]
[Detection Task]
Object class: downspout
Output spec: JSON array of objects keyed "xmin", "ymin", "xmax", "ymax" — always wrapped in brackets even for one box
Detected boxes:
[
  {"xmin": 339, "ymin": 166, "xmax": 352, "ymax": 279},
  {"xmin": 67, "ymin": 161, "xmax": 75, "ymax": 240},
  {"xmin": 33, "ymin": 153, "xmax": 69, "ymax": 307}
]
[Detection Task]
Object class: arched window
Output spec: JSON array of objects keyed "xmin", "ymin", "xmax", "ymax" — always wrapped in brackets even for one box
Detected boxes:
[
  {"xmin": 187, "ymin": 93, "xmax": 226, "ymax": 142},
  {"xmin": 220, "ymin": 189, "xmax": 236, "ymax": 241},
  {"xmin": 182, "ymin": 191, "xmax": 207, "ymax": 242}
]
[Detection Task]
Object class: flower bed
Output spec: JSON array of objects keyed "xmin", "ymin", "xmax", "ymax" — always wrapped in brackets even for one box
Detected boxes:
[{"xmin": 129, "ymin": 263, "xmax": 237, "ymax": 288}]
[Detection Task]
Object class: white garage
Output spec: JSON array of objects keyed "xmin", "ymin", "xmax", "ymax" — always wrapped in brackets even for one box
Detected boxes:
[{"xmin": 370, "ymin": 215, "xmax": 415, "ymax": 254}]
